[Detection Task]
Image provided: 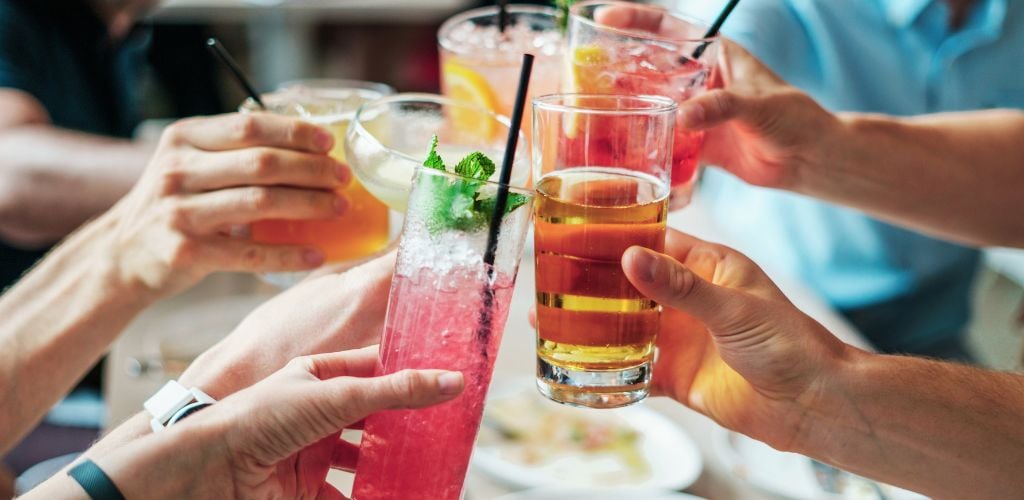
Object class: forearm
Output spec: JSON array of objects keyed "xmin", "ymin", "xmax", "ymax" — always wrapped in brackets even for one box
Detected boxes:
[
  {"xmin": 0, "ymin": 125, "xmax": 153, "ymax": 247},
  {"xmin": 25, "ymin": 415, "xmax": 225, "ymax": 500},
  {"xmin": 796, "ymin": 350, "xmax": 1024, "ymax": 498},
  {"xmin": 0, "ymin": 212, "xmax": 158, "ymax": 454},
  {"xmin": 796, "ymin": 109, "xmax": 1024, "ymax": 248}
]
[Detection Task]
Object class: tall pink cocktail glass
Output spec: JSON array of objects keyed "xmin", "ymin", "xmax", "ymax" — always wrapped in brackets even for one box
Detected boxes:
[{"xmin": 351, "ymin": 166, "xmax": 534, "ymax": 500}]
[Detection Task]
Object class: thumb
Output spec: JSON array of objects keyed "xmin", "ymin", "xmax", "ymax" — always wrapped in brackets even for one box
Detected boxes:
[
  {"xmin": 323, "ymin": 369, "xmax": 465, "ymax": 428},
  {"xmin": 622, "ymin": 246, "xmax": 762, "ymax": 337},
  {"xmin": 678, "ymin": 89, "xmax": 751, "ymax": 131}
]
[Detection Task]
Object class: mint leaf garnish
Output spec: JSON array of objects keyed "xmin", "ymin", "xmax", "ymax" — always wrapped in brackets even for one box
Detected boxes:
[
  {"xmin": 423, "ymin": 134, "xmax": 446, "ymax": 171},
  {"xmin": 418, "ymin": 139, "xmax": 529, "ymax": 233},
  {"xmin": 554, "ymin": 0, "xmax": 576, "ymax": 32},
  {"xmin": 454, "ymin": 151, "xmax": 496, "ymax": 181}
]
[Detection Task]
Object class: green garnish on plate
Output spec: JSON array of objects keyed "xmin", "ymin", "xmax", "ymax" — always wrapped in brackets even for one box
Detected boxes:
[{"xmin": 420, "ymin": 135, "xmax": 528, "ymax": 232}]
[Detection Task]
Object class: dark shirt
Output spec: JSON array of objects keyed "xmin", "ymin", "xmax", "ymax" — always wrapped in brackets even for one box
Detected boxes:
[{"xmin": 0, "ymin": 0, "xmax": 146, "ymax": 289}]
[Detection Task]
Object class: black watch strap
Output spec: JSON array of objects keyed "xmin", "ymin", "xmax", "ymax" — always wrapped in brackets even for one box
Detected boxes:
[{"xmin": 68, "ymin": 459, "xmax": 126, "ymax": 500}]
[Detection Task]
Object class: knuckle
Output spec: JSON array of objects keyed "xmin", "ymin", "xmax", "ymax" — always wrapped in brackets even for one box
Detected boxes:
[
  {"xmin": 286, "ymin": 120, "xmax": 306, "ymax": 146},
  {"xmin": 251, "ymin": 150, "xmax": 279, "ymax": 178},
  {"xmin": 233, "ymin": 114, "xmax": 261, "ymax": 142},
  {"xmin": 389, "ymin": 370, "xmax": 422, "ymax": 403},
  {"xmin": 286, "ymin": 356, "xmax": 315, "ymax": 373},
  {"xmin": 708, "ymin": 90, "xmax": 735, "ymax": 115},
  {"xmin": 248, "ymin": 187, "xmax": 277, "ymax": 212},
  {"xmin": 170, "ymin": 236, "xmax": 201, "ymax": 268},
  {"xmin": 162, "ymin": 120, "xmax": 190, "ymax": 146},
  {"xmin": 241, "ymin": 244, "xmax": 268, "ymax": 268},
  {"xmin": 164, "ymin": 199, "xmax": 192, "ymax": 231},
  {"xmin": 669, "ymin": 263, "xmax": 697, "ymax": 301}
]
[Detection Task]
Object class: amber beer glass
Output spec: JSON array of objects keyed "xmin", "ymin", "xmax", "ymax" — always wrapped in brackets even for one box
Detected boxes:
[{"xmin": 532, "ymin": 94, "xmax": 676, "ymax": 408}]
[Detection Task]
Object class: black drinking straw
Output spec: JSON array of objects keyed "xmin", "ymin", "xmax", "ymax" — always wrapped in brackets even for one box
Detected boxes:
[
  {"xmin": 690, "ymin": 0, "xmax": 740, "ymax": 60},
  {"xmin": 497, "ymin": 0, "xmax": 510, "ymax": 33},
  {"xmin": 476, "ymin": 53, "xmax": 533, "ymax": 343},
  {"xmin": 206, "ymin": 37, "xmax": 265, "ymax": 110}
]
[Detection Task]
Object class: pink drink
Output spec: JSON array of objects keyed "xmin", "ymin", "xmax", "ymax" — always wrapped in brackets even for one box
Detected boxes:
[
  {"xmin": 351, "ymin": 163, "xmax": 532, "ymax": 499},
  {"xmin": 596, "ymin": 47, "xmax": 710, "ymax": 208},
  {"xmin": 352, "ymin": 269, "xmax": 514, "ymax": 499},
  {"xmin": 568, "ymin": 1, "xmax": 717, "ymax": 209}
]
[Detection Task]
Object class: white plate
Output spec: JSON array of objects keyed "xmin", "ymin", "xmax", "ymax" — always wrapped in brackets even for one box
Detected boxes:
[
  {"xmin": 494, "ymin": 486, "xmax": 704, "ymax": 500},
  {"xmin": 712, "ymin": 427, "xmax": 928, "ymax": 499},
  {"xmin": 471, "ymin": 386, "xmax": 702, "ymax": 492}
]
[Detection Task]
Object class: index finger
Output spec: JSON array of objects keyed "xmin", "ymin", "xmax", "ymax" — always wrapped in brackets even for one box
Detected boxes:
[
  {"xmin": 165, "ymin": 113, "xmax": 334, "ymax": 154},
  {"xmin": 594, "ymin": 4, "xmax": 666, "ymax": 32}
]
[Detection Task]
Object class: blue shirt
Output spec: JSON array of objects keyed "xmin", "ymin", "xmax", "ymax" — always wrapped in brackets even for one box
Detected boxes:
[{"xmin": 677, "ymin": 0, "xmax": 1023, "ymax": 353}]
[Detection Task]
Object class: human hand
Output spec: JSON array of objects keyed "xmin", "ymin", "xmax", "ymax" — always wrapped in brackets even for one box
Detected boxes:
[
  {"xmin": 595, "ymin": 4, "xmax": 839, "ymax": 189},
  {"xmin": 104, "ymin": 113, "xmax": 350, "ymax": 298},
  {"xmin": 179, "ymin": 251, "xmax": 396, "ymax": 399},
  {"xmin": 621, "ymin": 229, "xmax": 855, "ymax": 451},
  {"xmin": 96, "ymin": 348, "xmax": 464, "ymax": 500}
]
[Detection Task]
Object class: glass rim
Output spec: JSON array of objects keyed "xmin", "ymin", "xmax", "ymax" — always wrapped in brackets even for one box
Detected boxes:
[
  {"xmin": 239, "ymin": 81, "xmax": 393, "ymax": 115},
  {"xmin": 438, "ymin": 4, "xmax": 560, "ymax": 54},
  {"xmin": 533, "ymin": 93, "xmax": 678, "ymax": 115},
  {"xmin": 350, "ymin": 92, "xmax": 530, "ymax": 189},
  {"xmin": 570, "ymin": 0, "xmax": 717, "ymax": 45},
  {"xmin": 413, "ymin": 164, "xmax": 534, "ymax": 197},
  {"xmin": 277, "ymin": 78, "xmax": 395, "ymax": 96}
]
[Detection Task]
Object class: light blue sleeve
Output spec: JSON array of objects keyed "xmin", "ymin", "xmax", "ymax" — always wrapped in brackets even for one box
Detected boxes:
[{"xmin": 675, "ymin": 0, "xmax": 814, "ymax": 83}]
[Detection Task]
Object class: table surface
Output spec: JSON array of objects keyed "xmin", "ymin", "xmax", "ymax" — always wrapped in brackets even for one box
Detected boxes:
[{"xmin": 106, "ymin": 196, "xmax": 870, "ymax": 499}]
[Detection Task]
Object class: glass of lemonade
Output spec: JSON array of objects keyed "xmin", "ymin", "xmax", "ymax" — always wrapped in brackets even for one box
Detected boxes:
[
  {"xmin": 438, "ymin": 4, "xmax": 563, "ymax": 145},
  {"xmin": 240, "ymin": 80, "xmax": 394, "ymax": 287},
  {"xmin": 567, "ymin": 0, "xmax": 718, "ymax": 210},
  {"xmin": 352, "ymin": 166, "xmax": 534, "ymax": 500},
  {"xmin": 532, "ymin": 94, "xmax": 677, "ymax": 408},
  {"xmin": 345, "ymin": 93, "xmax": 529, "ymax": 212}
]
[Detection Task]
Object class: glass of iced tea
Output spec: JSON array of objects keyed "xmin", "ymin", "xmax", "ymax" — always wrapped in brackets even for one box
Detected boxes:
[
  {"xmin": 240, "ymin": 80, "xmax": 395, "ymax": 287},
  {"xmin": 532, "ymin": 94, "xmax": 677, "ymax": 408},
  {"xmin": 567, "ymin": 1, "xmax": 717, "ymax": 210}
]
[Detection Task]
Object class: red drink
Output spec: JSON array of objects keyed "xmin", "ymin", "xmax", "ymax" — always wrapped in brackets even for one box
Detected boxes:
[{"xmin": 568, "ymin": 1, "xmax": 717, "ymax": 209}]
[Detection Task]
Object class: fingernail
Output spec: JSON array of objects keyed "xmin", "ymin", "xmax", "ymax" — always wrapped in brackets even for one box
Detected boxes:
[
  {"xmin": 334, "ymin": 196, "xmax": 349, "ymax": 214},
  {"xmin": 438, "ymin": 372, "xmax": 464, "ymax": 396},
  {"xmin": 314, "ymin": 130, "xmax": 334, "ymax": 151},
  {"xmin": 630, "ymin": 248, "xmax": 660, "ymax": 283},
  {"xmin": 679, "ymin": 103, "xmax": 705, "ymax": 127},
  {"xmin": 303, "ymin": 249, "xmax": 324, "ymax": 267}
]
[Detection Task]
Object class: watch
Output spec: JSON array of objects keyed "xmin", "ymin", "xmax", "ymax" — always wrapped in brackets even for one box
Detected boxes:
[{"xmin": 144, "ymin": 380, "xmax": 216, "ymax": 433}]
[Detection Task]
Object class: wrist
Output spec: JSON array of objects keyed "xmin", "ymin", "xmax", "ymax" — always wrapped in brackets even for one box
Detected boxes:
[
  {"xmin": 787, "ymin": 345, "xmax": 875, "ymax": 460},
  {"xmin": 96, "ymin": 412, "xmax": 232, "ymax": 500}
]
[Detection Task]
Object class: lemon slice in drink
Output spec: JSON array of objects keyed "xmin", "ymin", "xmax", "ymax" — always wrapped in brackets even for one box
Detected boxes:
[
  {"xmin": 564, "ymin": 45, "xmax": 616, "ymax": 138},
  {"xmin": 442, "ymin": 61, "xmax": 499, "ymax": 140}
]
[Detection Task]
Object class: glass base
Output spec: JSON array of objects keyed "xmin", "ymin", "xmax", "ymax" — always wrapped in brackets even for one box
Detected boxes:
[{"xmin": 535, "ymin": 356, "xmax": 651, "ymax": 408}]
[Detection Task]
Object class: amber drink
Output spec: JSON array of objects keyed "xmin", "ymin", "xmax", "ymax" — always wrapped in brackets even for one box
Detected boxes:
[{"xmin": 533, "ymin": 95, "xmax": 676, "ymax": 408}]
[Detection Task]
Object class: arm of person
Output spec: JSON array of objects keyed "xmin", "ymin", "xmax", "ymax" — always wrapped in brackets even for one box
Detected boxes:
[
  {"xmin": 24, "ymin": 349, "xmax": 464, "ymax": 500},
  {"xmin": 674, "ymin": 41, "xmax": 1024, "ymax": 248},
  {"xmin": 803, "ymin": 349, "xmax": 1024, "ymax": 498},
  {"xmin": 619, "ymin": 230, "xmax": 1024, "ymax": 498},
  {"xmin": 0, "ymin": 113, "xmax": 347, "ymax": 455},
  {"xmin": 805, "ymin": 109, "xmax": 1024, "ymax": 248},
  {"xmin": 0, "ymin": 89, "xmax": 155, "ymax": 248}
]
